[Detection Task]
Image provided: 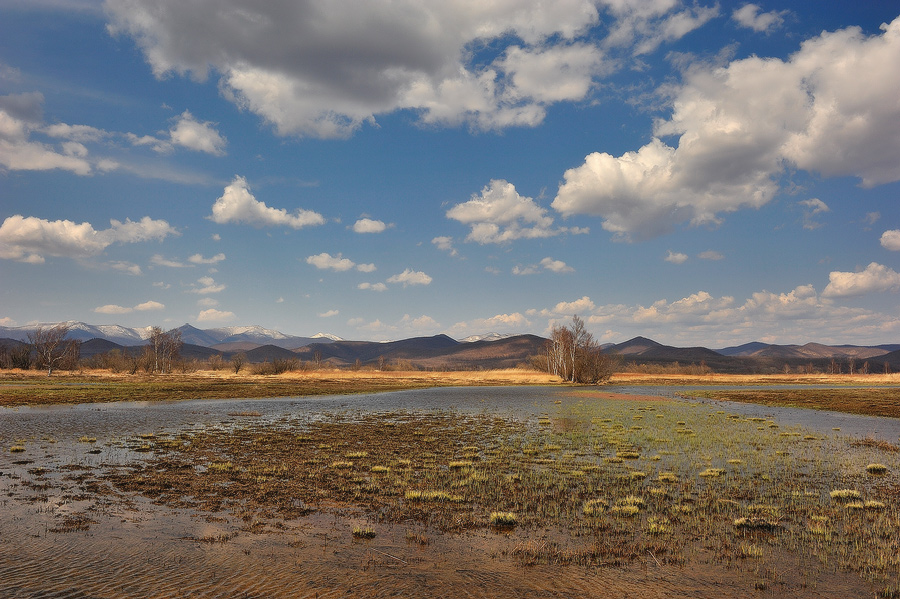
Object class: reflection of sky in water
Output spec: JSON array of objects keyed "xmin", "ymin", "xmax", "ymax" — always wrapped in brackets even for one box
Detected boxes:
[{"xmin": 1, "ymin": 386, "xmax": 898, "ymax": 461}]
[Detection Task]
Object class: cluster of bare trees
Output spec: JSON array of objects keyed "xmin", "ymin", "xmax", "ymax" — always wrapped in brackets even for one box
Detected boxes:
[
  {"xmin": 28, "ymin": 324, "xmax": 80, "ymax": 375},
  {"xmin": 143, "ymin": 327, "xmax": 183, "ymax": 373},
  {"xmin": 539, "ymin": 316, "xmax": 620, "ymax": 384}
]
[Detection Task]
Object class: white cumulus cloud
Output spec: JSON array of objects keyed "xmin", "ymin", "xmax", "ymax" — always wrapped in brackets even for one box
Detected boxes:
[
  {"xmin": 447, "ymin": 179, "xmax": 569, "ymax": 244},
  {"xmin": 553, "ymin": 17, "xmax": 900, "ymax": 239},
  {"xmin": 188, "ymin": 252, "xmax": 225, "ymax": 265},
  {"xmin": 358, "ymin": 282, "xmax": 387, "ymax": 292},
  {"xmin": 822, "ymin": 263, "xmax": 900, "ymax": 297},
  {"xmin": 0, "ymin": 214, "xmax": 176, "ymax": 263},
  {"xmin": 189, "ymin": 276, "xmax": 226, "ymax": 294},
  {"xmin": 105, "ymin": 0, "xmax": 713, "ymax": 139},
  {"xmin": 386, "ymin": 269, "xmax": 432, "ymax": 287},
  {"xmin": 732, "ymin": 4, "xmax": 789, "ymax": 33},
  {"xmin": 94, "ymin": 300, "xmax": 165, "ymax": 314},
  {"xmin": 352, "ymin": 218, "xmax": 388, "ymax": 234},
  {"xmin": 664, "ymin": 250, "xmax": 689, "ymax": 264},
  {"xmin": 306, "ymin": 252, "xmax": 373, "ymax": 272},
  {"xmin": 880, "ymin": 230, "xmax": 900, "ymax": 251},
  {"xmin": 167, "ymin": 110, "xmax": 226, "ymax": 155},
  {"xmin": 210, "ymin": 176, "xmax": 325, "ymax": 229},
  {"xmin": 432, "ymin": 236, "xmax": 458, "ymax": 256},
  {"xmin": 197, "ymin": 308, "xmax": 236, "ymax": 322}
]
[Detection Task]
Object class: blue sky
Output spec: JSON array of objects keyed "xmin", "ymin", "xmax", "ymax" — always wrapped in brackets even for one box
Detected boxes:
[{"xmin": 1, "ymin": 0, "xmax": 899, "ymax": 345}]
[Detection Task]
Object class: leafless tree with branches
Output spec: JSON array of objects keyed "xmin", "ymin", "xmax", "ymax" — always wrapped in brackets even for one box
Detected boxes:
[{"xmin": 28, "ymin": 324, "xmax": 79, "ymax": 376}]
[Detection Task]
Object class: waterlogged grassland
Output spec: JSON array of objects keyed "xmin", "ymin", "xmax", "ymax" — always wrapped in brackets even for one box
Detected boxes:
[{"xmin": 102, "ymin": 396, "xmax": 900, "ymax": 596}]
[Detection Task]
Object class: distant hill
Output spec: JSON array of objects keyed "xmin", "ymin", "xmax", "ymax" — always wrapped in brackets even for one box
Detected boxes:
[
  {"xmin": 294, "ymin": 334, "xmax": 461, "ymax": 365},
  {"xmin": 610, "ymin": 336, "xmax": 723, "ymax": 362}
]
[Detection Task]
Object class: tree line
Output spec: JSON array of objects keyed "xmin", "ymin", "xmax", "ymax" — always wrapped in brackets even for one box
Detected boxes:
[{"xmin": 0, "ymin": 324, "xmax": 185, "ymax": 375}]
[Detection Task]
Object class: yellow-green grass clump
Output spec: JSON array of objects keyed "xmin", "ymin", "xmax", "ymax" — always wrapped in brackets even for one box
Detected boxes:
[
  {"xmin": 699, "ymin": 468, "xmax": 725, "ymax": 478},
  {"xmin": 9, "ymin": 445, "xmax": 25, "ymax": 453},
  {"xmin": 405, "ymin": 490, "xmax": 462, "ymax": 502},
  {"xmin": 866, "ymin": 463, "xmax": 889, "ymax": 475},
  {"xmin": 610, "ymin": 495, "xmax": 645, "ymax": 517},
  {"xmin": 489, "ymin": 511, "xmax": 517, "ymax": 527},
  {"xmin": 583, "ymin": 499, "xmax": 607, "ymax": 517},
  {"xmin": 370, "ymin": 465, "xmax": 390, "ymax": 473},
  {"xmin": 79, "ymin": 436, "xmax": 97, "ymax": 443},
  {"xmin": 344, "ymin": 451, "xmax": 368, "ymax": 458},
  {"xmin": 647, "ymin": 516, "xmax": 672, "ymax": 535},
  {"xmin": 658, "ymin": 472, "xmax": 678, "ymax": 483},
  {"xmin": 830, "ymin": 489, "xmax": 861, "ymax": 501},
  {"xmin": 352, "ymin": 526, "xmax": 377, "ymax": 539},
  {"xmin": 330, "ymin": 461, "xmax": 354, "ymax": 469}
]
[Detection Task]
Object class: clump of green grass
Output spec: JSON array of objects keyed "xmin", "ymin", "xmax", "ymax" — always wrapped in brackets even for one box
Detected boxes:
[
  {"xmin": 610, "ymin": 504, "xmax": 640, "ymax": 517},
  {"xmin": 698, "ymin": 468, "xmax": 725, "ymax": 478},
  {"xmin": 405, "ymin": 490, "xmax": 462, "ymax": 502},
  {"xmin": 370, "ymin": 465, "xmax": 390, "ymax": 473},
  {"xmin": 830, "ymin": 489, "xmax": 861, "ymax": 501},
  {"xmin": 740, "ymin": 544, "xmax": 764, "ymax": 558},
  {"xmin": 658, "ymin": 472, "xmax": 678, "ymax": 483},
  {"xmin": 352, "ymin": 526, "xmax": 376, "ymax": 539},
  {"xmin": 489, "ymin": 511, "xmax": 517, "ymax": 527},
  {"xmin": 647, "ymin": 516, "xmax": 672, "ymax": 535},
  {"xmin": 330, "ymin": 461, "xmax": 354, "ymax": 469},
  {"xmin": 344, "ymin": 451, "xmax": 368, "ymax": 458},
  {"xmin": 9, "ymin": 445, "xmax": 25, "ymax": 453},
  {"xmin": 616, "ymin": 450, "xmax": 640, "ymax": 459},
  {"xmin": 448, "ymin": 460, "xmax": 473, "ymax": 469},
  {"xmin": 582, "ymin": 499, "xmax": 607, "ymax": 517},
  {"xmin": 866, "ymin": 463, "xmax": 889, "ymax": 475},
  {"xmin": 78, "ymin": 436, "xmax": 97, "ymax": 443}
]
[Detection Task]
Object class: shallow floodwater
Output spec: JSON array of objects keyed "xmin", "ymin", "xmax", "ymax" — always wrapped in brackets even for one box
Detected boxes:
[{"xmin": 1, "ymin": 385, "xmax": 898, "ymax": 598}]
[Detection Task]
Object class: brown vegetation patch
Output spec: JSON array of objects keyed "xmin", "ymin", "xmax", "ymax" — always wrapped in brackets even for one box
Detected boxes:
[{"xmin": 691, "ymin": 387, "xmax": 900, "ymax": 419}]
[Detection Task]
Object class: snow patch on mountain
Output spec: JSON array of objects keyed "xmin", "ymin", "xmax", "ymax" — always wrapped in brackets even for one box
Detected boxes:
[{"xmin": 460, "ymin": 332, "xmax": 513, "ymax": 343}]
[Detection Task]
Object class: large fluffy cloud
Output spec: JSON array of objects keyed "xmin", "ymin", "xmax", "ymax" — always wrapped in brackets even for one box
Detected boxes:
[
  {"xmin": 0, "ymin": 214, "xmax": 176, "ymax": 263},
  {"xmin": 210, "ymin": 176, "xmax": 325, "ymax": 229},
  {"xmin": 881, "ymin": 230, "xmax": 900, "ymax": 251},
  {"xmin": 0, "ymin": 93, "xmax": 94, "ymax": 175},
  {"xmin": 554, "ymin": 17, "xmax": 900, "ymax": 239},
  {"xmin": 447, "ymin": 179, "xmax": 582, "ymax": 243},
  {"xmin": 822, "ymin": 263, "xmax": 900, "ymax": 297},
  {"xmin": 105, "ymin": 0, "xmax": 716, "ymax": 138}
]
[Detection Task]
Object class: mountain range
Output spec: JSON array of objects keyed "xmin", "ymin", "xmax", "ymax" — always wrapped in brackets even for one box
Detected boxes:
[{"xmin": 2, "ymin": 322, "xmax": 900, "ymax": 372}]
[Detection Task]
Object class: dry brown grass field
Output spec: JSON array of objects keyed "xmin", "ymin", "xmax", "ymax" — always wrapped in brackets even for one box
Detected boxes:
[{"xmin": 0, "ymin": 367, "xmax": 559, "ymax": 407}]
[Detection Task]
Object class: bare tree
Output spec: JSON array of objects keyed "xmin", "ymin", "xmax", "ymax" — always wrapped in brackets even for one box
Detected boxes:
[
  {"xmin": 144, "ymin": 327, "xmax": 183, "ymax": 374},
  {"xmin": 545, "ymin": 316, "xmax": 619, "ymax": 384},
  {"xmin": 28, "ymin": 324, "xmax": 79, "ymax": 376},
  {"xmin": 231, "ymin": 352, "xmax": 246, "ymax": 374}
]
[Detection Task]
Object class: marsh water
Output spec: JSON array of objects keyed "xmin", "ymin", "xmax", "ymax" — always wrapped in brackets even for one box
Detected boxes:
[{"xmin": 2, "ymin": 385, "xmax": 899, "ymax": 598}]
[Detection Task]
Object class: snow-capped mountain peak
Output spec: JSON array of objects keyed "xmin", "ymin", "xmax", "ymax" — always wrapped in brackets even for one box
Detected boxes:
[{"xmin": 312, "ymin": 332, "xmax": 344, "ymax": 341}]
